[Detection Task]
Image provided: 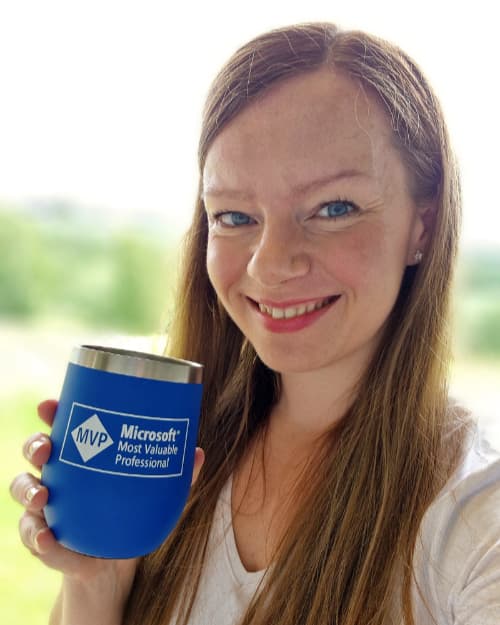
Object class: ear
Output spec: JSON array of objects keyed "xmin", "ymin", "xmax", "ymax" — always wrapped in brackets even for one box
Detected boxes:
[{"xmin": 406, "ymin": 201, "xmax": 436, "ymax": 266}]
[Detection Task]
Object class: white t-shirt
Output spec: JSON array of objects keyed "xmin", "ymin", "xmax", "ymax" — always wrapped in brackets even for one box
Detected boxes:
[{"xmin": 175, "ymin": 428, "xmax": 500, "ymax": 625}]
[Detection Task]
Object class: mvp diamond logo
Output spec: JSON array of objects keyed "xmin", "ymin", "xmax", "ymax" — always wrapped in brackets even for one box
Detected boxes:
[{"xmin": 71, "ymin": 413, "xmax": 114, "ymax": 462}]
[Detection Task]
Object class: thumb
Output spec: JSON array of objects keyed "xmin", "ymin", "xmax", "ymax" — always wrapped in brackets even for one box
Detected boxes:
[{"xmin": 191, "ymin": 447, "xmax": 205, "ymax": 485}]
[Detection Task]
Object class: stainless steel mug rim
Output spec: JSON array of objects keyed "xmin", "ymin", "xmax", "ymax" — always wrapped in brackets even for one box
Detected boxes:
[{"xmin": 70, "ymin": 345, "xmax": 203, "ymax": 384}]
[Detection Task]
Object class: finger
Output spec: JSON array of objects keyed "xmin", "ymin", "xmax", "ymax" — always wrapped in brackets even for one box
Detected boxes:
[
  {"xmin": 191, "ymin": 447, "xmax": 205, "ymax": 485},
  {"xmin": 17, "ymin": 509, "xmax": 84, "ymax": 572},
  {"xmin": 17, "ymin": 510, "xmax": 85, "ymax": 573},
  {"xmin": 20, "ymin": 521, "xmax": 109, "ymax": 579},
  {"xmin": 10, "ymin": 472, "xmax": 49, "ymax": 511},
  {"xmin": 18, "ymin": 515, "xmax": 64, "ymax": 566},
  {"xmin": 30, "ymin": 525, "xmax": 57, "ymax": 555},
  {"xmin": 23, "ymin": 434, "xmax": 52, "ymax": 469},
  {"xmin": 37, "ymin": 399, "xmax": 58, "ymax": 427},
  {"xmin": 19, "ymin": 510, "xmax": 50, "ymax": 555}
]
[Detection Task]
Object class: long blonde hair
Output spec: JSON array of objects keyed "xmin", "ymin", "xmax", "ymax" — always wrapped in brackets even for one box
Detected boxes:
[{"xmin": 124, "ymin": 23, "xmax": 470, "ymax": 625}]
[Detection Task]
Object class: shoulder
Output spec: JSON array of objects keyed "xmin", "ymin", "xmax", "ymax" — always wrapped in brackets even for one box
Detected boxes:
[{"xmin": 413, "ymin": 427, "xmax": 500, "ymax": 624}]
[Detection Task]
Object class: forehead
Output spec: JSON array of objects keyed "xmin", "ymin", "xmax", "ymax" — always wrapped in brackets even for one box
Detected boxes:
[{"xmin": 203, "ymin": 68, "xmax": 401, "ymax": 198}]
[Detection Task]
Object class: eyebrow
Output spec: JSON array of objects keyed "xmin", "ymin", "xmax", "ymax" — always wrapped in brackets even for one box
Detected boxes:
[{"xmin": 202, "ymin": 169, "xmax": 369, "ymax": 201}]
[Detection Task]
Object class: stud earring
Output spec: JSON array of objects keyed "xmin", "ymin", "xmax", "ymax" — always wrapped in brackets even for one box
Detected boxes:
[{"xmin": 414, "ymin": 250, "xmax": 423, "ymax": 263}]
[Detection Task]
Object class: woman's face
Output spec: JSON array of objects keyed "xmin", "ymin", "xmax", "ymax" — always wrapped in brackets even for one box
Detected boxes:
[{"xmin": 203, "ymin": 68, "xmax": 428, "ymax": 375}]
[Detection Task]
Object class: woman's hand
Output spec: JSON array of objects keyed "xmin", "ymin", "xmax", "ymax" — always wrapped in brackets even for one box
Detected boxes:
[{"xmin": 10, "ymin": 399, "xmax": 205, "ymax": 625}]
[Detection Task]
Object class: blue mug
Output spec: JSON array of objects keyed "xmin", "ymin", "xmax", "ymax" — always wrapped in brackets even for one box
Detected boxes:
[{"xmin": 41, "ymin": 345, "xmax": 203, "ymax": 558}]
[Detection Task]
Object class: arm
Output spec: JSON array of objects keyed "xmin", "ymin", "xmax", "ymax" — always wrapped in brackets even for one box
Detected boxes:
[{"xmin": 48, "ymin": 568, "xmax": 136, "ymax": 625}]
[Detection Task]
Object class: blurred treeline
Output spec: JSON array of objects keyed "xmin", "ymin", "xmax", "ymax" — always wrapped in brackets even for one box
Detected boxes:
[
  {"xmin": 454, "ymin": 248, "xmax": 500, "ymax": 358},
  {"xmin": 0, "ymin": 204, "xmax": 499, "ymax": 357},
  {"xmin": 0, "ymin": 203, "xmax": 181, "ymax": 334}
]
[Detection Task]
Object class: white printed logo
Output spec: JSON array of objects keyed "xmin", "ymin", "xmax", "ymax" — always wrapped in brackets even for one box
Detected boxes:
[{"xmin": 71, "ymin": 414, "xmax": 114, "ymax": 462}]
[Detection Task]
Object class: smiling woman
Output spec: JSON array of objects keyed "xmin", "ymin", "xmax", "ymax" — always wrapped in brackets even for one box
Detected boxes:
[
  {"xmin": 203, "ymin": 67, "xmax": 427, "ymax": 376},
  {"xmin": 129, "ymin": 23, "xmax": 500, "ymax": 625},
  {"xmin": 10, "ymin": 21, "xmax": 500, "ymax": 625}
]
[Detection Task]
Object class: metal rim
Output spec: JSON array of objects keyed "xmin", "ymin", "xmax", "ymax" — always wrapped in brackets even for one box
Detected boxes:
[{"xmin": 70, "ymin": 345, "xmax": 203, "ymax": 384}]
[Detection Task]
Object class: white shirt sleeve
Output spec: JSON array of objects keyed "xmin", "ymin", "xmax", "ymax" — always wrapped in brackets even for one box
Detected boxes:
[
  {"xmin": 448, "ymin": 474, "xmax": 500, "ymax": 624},
  {"xmin": 413, "ymin": 435, "xmax": 500, "ymax": 625}
]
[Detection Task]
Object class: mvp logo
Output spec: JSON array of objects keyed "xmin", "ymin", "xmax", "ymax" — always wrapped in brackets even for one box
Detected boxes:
[{"xmin": 71, "ymin": 413, "xmax": 114, "ymax": 462}]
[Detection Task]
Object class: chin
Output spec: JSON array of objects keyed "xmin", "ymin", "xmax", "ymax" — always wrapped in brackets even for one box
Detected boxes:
[{"xmin": 253, "ymin": 348, "xmax": 332, "ymax": 375}]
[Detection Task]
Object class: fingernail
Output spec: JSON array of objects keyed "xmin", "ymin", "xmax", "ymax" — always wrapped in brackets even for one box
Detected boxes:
[
  {"xmin": 28, "ymin": 440, "xmax": 44, "ymax": 459},
  {"xmin": 25, "ymin": 486, "xmax": 39, "ymax": 503},
  {"xmin": 33, "ymin": 530, "xmax": 42, "ymax": 552}
]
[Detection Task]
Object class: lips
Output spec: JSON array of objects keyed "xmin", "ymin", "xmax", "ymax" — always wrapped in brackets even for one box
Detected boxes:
[
  {"xmin": 257, "ymin": 295, "xmax": 338, "ymax": 320},
  {"xmin": 247, "ymin": 294, "xmax": 340, "ymax": 334}
]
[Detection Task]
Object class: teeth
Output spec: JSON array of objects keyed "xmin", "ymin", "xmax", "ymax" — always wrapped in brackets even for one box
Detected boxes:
[{"xmin": 258, "ymin": 297, "xmax": 334, "ymax": 320}]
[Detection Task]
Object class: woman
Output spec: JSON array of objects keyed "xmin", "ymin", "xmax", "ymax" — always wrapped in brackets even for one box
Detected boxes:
[{"xmin": 11, "ymin": 22, "xmax": 500, "ymax": 625}]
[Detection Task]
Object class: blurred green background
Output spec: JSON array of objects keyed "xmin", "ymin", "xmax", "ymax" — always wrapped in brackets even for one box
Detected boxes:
[
  {"xmin": 0, "ymin": 202, "xmax": 180, "ymax": 624},
  {"xmin": 1, "ymin": 202, "xmax": 499, "ymax": 623}
]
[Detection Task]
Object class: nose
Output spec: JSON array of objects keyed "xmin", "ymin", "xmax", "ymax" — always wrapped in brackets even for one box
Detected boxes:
[{"xmin": 246, "ymin": 221, "xmax": 311, "ymax": 287}]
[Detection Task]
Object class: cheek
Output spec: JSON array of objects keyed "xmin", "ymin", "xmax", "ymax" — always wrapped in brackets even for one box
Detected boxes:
[
  {"xmin": 206, "ymin": 238, "xmax": 246, "ymax": 300},
  {"xmin": 325, "ymin": 227, "xmax": 387, "ymax": 290}
]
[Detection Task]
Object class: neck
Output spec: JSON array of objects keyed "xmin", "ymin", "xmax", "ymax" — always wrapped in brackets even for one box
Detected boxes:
[
  {"xmin": 233, "ymin": 350, "xmax": 372, "ymax": 523},
  {"xmin": 270, "ymin": 347, "xmax": 372, "ymax": 443}
]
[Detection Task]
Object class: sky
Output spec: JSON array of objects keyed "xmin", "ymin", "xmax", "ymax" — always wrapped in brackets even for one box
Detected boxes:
[{"xmin": 1, "ymin": 0, "xmax": 499, "ymax": 247}]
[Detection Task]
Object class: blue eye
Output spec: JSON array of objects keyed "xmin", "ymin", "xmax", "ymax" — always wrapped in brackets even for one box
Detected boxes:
[
  {"xmin": 214, "ymin": 211, "xmax": 254, "ymax": 227},
  {"xmin": 317, "ymin": 200, "xmax": 356, "ymax": 219}
]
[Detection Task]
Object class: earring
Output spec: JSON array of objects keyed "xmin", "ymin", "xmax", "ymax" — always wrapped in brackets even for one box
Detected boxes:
[{"xmin": 414, "ymin": 249, "xmax": 423, "ymax": 263}]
